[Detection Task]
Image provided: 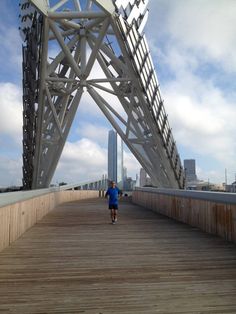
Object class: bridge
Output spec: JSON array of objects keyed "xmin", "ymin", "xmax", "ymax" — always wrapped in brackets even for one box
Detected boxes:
[
  {"xmin": 1, "ymin": 0, "xmax": 235, "ymax": 312},
  {"xmin": 0, "ymin": 187, "xmax": 236, "ymax": 312}
]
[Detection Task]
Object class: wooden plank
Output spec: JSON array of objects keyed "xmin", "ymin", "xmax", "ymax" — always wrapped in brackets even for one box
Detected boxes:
[
  {"xmin": 0, "ymin": 206, "xmax": 10, "ymax": 251},
  {"xmin": 10, "ymin": 200, "xmax": 36, "ymax": 244},
  {"xmin": 36, "ymin": 194, "xmax": 51, "ymax": 221},
  {"xmin": 0, "ymin": 191, "xmax": 100, "ymax": 253},
  {"xmin": 231, "ymin": 204, "xmax": 236, "ymax": 243},
  {"xmin": 9, "ymin": 203, "xmax": 21, "ymax": 243},
  {"xmin": 133, "ymin": 191, "xmax": 236, "ymax": 243},
  {"xmin": 0, "ymin": 198, "xmax": 236, "ymax": 313}
]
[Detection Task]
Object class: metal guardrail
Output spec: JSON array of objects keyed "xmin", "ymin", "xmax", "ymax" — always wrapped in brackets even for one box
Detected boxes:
[{"xmin": 135, "ymin": 187, "xmax": 236, "ymax": 205}]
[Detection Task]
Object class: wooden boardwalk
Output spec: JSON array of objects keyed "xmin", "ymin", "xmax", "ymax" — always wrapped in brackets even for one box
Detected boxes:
[{"xmin": 0, "ymin": 198, "xmax": 236, "ymax": 313}]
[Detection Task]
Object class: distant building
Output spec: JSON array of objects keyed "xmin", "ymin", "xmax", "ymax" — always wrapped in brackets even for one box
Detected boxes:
[
  {"xmin": 108, "ymin": 130, "xmax": 123, "ymax": 188},
  {"xmin": 108, "ymin": 130, "xmax": 117, "ymax": 182},
  {"xmin": 139, "ymin": 168, "xmax": 153, "ymax": 187},
  {"xmin": 140, "ymin": 168, "xmax": 147, "ymax": 187},
  {"xmin": 226, "ymin": 181, "xmax": 236, "ymax": 193},
  {"xmin": 0, "ymin": 186, "xmax": 22, "ymax": 193},
  {"xmin": 146, "ymin": 177, "xmax": 152, "ymax": 186},
  {"xmin": 184, "ymin": 159, "xmax": 197, "ymax": 182},
  {"xmin": 123, "ymin": 177, "xmax": 136, "ymax": 191},
  {"xmin": 123, "ymin": 167, "xmax": 127, "ymax": 180},
  {"xmin": 117, "ymin": 135, "xmax": 123, "ymax": 187},
  {"xmin": 186, "ymin": 180, "xmax": 225, "ymax": 192}
]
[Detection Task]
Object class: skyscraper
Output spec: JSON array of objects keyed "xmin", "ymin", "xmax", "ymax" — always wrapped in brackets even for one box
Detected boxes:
[
  {"xmin": 184, "ymin": 159, "xmax": 197, "ymax": 182},
  {"xmin": 108, "ymin": 130, "xmax": 123, "ymax": 188},
  {"xmin": 108, "ymin": 130, "xmax": 117, "ymax": 182},
  {"xmin": 117, "ymin": 135, "xmax": 123, "ymax": 187},
  {"xmin": 140, "ymin": 168, "xmax": 147, "ymax": 187}
]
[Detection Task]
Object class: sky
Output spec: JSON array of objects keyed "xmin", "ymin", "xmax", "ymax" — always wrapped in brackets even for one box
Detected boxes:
[{"xmin": 0, "ymin": 0, "xmax": 236, "ymax": 187}]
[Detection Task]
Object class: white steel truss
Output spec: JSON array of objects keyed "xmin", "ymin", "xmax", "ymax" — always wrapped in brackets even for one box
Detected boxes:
[{"xmin": 20, "ymin": 0, "xmax": 185, "ymax": 189}]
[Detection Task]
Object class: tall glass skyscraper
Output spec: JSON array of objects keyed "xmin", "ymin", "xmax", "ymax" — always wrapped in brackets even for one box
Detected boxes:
[{"xmin": 108, "ymin": 130, "xmax": 123, "ymax": 188}]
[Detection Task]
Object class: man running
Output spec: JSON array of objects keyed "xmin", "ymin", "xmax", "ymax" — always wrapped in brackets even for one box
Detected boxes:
[{"xmin": 105, "ymin": 181, "xmax": 122, "ymax": 224}]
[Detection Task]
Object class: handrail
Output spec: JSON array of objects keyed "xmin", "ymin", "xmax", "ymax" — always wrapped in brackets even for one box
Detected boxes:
[
  {"xmin": 0, "ymin": 179, "xmax": 104, "ymax": 208},
  {"xmin": 135, "ymin": 187, "xmax": 236, "ymax": 205}
]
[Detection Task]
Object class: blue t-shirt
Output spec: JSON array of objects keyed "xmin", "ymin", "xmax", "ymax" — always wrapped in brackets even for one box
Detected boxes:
[{"xmin": 105, "ymin": 187, "xmax": 121, "ymax": 205}]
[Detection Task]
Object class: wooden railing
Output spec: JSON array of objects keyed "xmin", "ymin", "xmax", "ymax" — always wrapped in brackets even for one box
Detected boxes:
[
  {"xmin": 0, "ymin": 186, "xmax": 100, "ymax": 252},
  {"xmin": 133, "ymin": 188, "xmax": 236, "ymax": 243}
]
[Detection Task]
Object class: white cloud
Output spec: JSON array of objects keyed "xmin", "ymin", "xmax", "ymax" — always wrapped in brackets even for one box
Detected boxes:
[
  {"xmin": 53, "ymin": 138, "xmax": 107, "ymax": 183},
  {"xmin": 77, "ymin": 90, "xmax": 105, "ymax": 117},
  {"xmin": 77, "ymin": 122, "xmax": 110, "ymax": 146},
  {"xmin": 148, "ymin": 0, "xmax": 236, "ymax": 72},
  {"xmin": 0, "ymin": 82, "xmax": 22, "ymax": 143},
  {"xmin": 198, "ymin": 169, "xmax": 220, "ymax": 185},
  {"xmin": 52, "ymin": 136, "xmax": 141, "ymax": 184},
  {"xmin": 0, "ymin": 156, "xmax": 22, "ymax": 187},
  {"xmin": 123, "ymin": 150, "xmax": 140, "ymax": 178},
  {"xmin": 162, "ymin": 69, "xmax": 236, "ymax": 168},
  {"xmin": 0, "ymin": 24, "xmax": 22, "ymax": 72},
  {"xmin": 145, "ymin": 0, "xmax": 236, "ymax": 183}
]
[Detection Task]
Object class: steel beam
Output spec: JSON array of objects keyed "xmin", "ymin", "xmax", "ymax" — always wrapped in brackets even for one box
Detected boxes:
[{"xmin": 20, "ymin": 0, "xmax": 185, "ymax": 189}]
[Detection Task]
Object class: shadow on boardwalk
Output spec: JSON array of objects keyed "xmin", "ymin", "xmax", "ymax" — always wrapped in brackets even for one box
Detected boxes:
[{"xmin": 0, "ymin": 198, "xmax": 236, "ymax": 313}]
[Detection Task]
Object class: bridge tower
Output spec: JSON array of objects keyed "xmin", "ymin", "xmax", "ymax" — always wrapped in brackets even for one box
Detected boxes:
[{"xmin": 19, "ymin": 0, "xmax": 185, "ymax": 189}]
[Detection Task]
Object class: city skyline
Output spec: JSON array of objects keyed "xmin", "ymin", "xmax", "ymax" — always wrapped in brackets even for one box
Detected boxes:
[{"xmin": 0, "ymin": 1, "xmax": 236, "ymax": 187}]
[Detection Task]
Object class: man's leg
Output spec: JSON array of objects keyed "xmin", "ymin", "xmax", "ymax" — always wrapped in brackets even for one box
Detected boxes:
[
  {"xmin": 110, "ymin": 209, "xmax": 114, "ymax": 222},
  {"xmin": 114, "ymin": 209, "xmax": 118, "ymax": 222}
]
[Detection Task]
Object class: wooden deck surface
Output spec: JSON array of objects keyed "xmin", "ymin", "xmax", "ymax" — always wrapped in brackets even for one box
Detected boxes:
[{"xmin": 0, "ymin": 198, "xmax": 236, "ymax": 313}]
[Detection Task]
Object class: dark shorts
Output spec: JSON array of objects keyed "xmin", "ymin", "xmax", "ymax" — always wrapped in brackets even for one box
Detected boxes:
[{"xmin": 109, "ymin": 204, "xmax": 118, "ymax": 210}]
